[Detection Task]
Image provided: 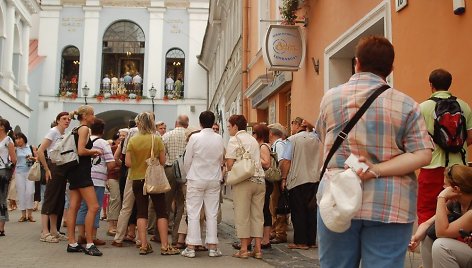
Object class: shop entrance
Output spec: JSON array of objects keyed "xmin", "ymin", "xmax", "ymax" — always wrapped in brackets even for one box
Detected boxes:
[{"xmin": 324, "ymin": 2, "xmax": 391, "ymax": 91}]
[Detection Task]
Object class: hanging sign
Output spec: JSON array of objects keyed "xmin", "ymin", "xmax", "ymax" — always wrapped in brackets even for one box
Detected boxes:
[{"xmin": 262, "ymin": 25, "xmax": 306, "ymax": 71}]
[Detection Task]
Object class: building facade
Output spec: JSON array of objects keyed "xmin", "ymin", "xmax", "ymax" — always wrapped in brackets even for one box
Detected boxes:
[
  {"xmin": 198, "ymin": 0, "xmax": 241, "ymax": 142},
  {"xmin": 238, "ymin": 0, "xmax": 472, "ymax": 133},
  {"xmin": 27, "ymin": 0, "xmax": 208, "ymax": 143},
  {"xmin": 0, "ymin": 0, "xmax": 40, "ymax": 134}
]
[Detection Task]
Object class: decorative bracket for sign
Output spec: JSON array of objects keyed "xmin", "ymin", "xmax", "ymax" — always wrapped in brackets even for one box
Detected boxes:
[{"xmin": 259, "ymin": 17, "xmax": 309, "ymax": 27}]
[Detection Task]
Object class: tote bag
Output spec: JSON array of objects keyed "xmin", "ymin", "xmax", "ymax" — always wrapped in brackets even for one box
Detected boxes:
[
  {"xmin": 143, "ymin": 135, "xmax": 171, "ymax": 195},
  {"xmin": 226, "ymin": 135, "xmax": 255, "ymax": 186},
  {"xmin": 27, "ymin": 162, "xmax": 41, "ymax": 181}
]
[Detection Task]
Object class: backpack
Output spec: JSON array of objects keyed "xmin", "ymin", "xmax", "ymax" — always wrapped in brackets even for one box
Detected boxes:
[
  {"xmin": 261, "ymin": 143, "xmax": 282, "ymax": 182},
  {"xmin": 429, "ymin": 96, "xmax": 467, "ymax": 166},
  {"xmin": 49, "ymin": 126, "xmax": 81, "ymax": 167}
]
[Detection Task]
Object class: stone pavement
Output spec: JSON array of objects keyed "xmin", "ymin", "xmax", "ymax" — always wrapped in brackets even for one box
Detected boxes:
[{"xmin": 0, "ymin": 199, "xmax": 421, "ymax": 268}]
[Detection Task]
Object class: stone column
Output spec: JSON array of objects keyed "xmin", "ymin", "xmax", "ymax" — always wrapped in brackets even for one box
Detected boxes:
[
  {"xmin": 187, "ymin": 4, "xmax": 209, "ymax": 99},
  {"xmin": 17, "ymin": 22, "xmax": 31, "ymax": 104},
  {"xmin": 1, "ymin": 1, "xmax": 16, "ymax": 94},
  {"xmin": 81, "ymin": 6, "xmax": 101, "ymax": 97},
  {"xmin": 147, "ymin": 5, "xmax": 166, "ymax": 98},
  {"xmin": 38, "ymin": 6, "xmax": 62, "ymax": 97}
]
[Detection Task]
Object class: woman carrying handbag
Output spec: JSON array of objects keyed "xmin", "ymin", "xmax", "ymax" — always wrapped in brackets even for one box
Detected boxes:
[{"xmin": 125, "ymin": 112, "xmax": 179, "ymax": 256}]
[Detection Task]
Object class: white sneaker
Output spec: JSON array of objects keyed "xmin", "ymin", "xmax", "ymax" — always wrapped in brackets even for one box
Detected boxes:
[
  {"xmin": 209, "ymin": 248, "xmax": 222, "ymax": 257},
  {"xmin": 181, "ymin": 247, "xmax": 196, "ymax": 258}
]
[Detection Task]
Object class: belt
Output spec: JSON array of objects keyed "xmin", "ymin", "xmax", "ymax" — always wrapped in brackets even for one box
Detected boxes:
[{"xmin": 164, "ymin": 164, "xmax": 173, "ymax": 168}]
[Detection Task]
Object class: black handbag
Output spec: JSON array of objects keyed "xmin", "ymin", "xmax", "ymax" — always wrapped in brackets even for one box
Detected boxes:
[
  {"xmin": 0, "ymin": 156, "xmax": 14, "ymax": 181},
  {"xmin": 276, "ymin": 189, "xmax": 291, "ymax": 215},
  {"xmin": 426, "ymin": 201, "xmax": 462, "ymax": 240}
]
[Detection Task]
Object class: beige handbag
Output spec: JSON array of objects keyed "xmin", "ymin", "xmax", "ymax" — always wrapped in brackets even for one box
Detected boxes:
[
  {"xmin": 27, "ymin": 162, "xmax": 41, "ymax": 182},
  {"xmin": 143, "ymin": 135, "xmax": 171, "ymax": 195},
  {"xmin": 226, "ymin": 135, "xmax": 255, "ymax": 186}
]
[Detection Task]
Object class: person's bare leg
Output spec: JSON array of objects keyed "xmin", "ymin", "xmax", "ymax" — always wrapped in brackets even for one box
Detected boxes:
[
  {"xmin": 67, "ymin": 190, "xmax": 82, "ymax": 244},
  {"xmin": 157, "ymin": 218, "xmax": 169, "ymax": 248},
  {"xmin": 79, "ymin": 187, "xmax": 99, "ymax": 244},
  {"xmin": 137, "ymin": 218, "xmax": 148, "ymax": 247}
]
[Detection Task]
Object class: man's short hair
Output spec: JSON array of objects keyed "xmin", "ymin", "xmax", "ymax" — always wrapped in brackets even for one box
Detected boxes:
[
  {"xmin": 355, "ymin": 36, "xmax": 394, "ymax": 78},
  {"xmin": 429, "ymin": 69, "xmax": 452, "ymax": 90},
  {"xmin": 177, "ymin": 115, "xmax": 189, "ymax": 128},
  {"xmin": 91, "ymin": 118, "xmax": 105, "ymax": 135},
  {"xmin": 199, "ymin": 111, "xmax": 215, "ymax": 129}
]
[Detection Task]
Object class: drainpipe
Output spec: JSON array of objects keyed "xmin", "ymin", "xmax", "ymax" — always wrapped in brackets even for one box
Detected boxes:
[{"xmin": 242, "ymin": 0, "xmax": 249, "ymax": 117}]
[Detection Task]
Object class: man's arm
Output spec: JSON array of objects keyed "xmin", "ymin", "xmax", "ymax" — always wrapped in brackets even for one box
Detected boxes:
[
  {"xmin": 279, "ymin": 159, "xmax": 291, "ymax": 190},
  {"xmin": 466, "ymin": 129, "xmax": 472, "ymax": 146}
]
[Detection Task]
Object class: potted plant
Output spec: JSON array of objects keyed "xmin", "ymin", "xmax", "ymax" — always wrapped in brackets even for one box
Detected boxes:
[{"xmin": 279, "ymin": 0, "xmax": 299, "ymax": 25}]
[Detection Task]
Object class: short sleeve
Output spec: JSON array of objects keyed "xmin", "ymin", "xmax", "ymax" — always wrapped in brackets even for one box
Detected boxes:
[
  {"xmin": 127, "ymin": 137, "xmax": 135, "ymax": 154},
  {"xmin": 460, "ymin": 101, "xmax": 472, "ymax": 130},
  {"xmin": 225, "ymin": 137, "xmax": 238, "ymax": 159},
  {"xmin": 281, "ymin": 140, "xmax": 293, "ymax": 160},
  {"xmin": 155, "ymin": 136, "xmax": 165, "ymax": 154},
  {"xmin": 402, "ymin": 103, "xmax": 435, "ymax": 153},
  {"xmin": 102, "ymin": 141, "xmax": 114, "ymax": 163}
]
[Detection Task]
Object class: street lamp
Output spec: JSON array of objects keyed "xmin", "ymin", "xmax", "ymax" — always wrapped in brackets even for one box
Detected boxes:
[
  {"xmin": 82, "ymin": 83, "xmax": 90, "ymax": 105},
  {"xmin": 149, "ymin": 83, "xmax": 157, "ymax": 113}
]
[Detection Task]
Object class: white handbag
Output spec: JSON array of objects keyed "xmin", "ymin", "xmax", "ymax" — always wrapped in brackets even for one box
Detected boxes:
[
  {"xmin": 226, "ymin": 135, "xmax": 255, "ymax": 186},
  {"xmin": 27, "ymin": 162, "xmax": 41, "ymax": 182},
  {"xmin": 143, "ymin": 135, "xmax": 171, "ymax": 194}
]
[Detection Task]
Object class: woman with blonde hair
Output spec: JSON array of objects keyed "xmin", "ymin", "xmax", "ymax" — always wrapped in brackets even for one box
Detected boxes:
[
  {"xmin": 409, "ymin": 164, "xmax": 472, "ymax": 268},
  {"xmin": 65, "ymin": 105, "xmax": 103, "ymax": 256},
  {"xmin": 0, "ymin": 118, "xmax": 17, "ymax": 236},
  {"xmin": 125, "ymin": 112, "xmax": 179, "ymax": 255}
]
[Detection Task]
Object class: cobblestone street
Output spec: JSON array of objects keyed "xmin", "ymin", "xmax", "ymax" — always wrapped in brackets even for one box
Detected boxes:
[{"xmin": 0, "ymin": 199, "xmax": 423, "ymax": 268}]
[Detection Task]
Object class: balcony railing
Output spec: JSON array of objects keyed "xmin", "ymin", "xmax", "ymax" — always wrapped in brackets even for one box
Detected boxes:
[
  {"xmin": 58, "ymin": 80, "xmax": 185, "ymax": 101},
  {"xmin": 164, "ymin": 84, "xmax": 184, "ymax": 100}
]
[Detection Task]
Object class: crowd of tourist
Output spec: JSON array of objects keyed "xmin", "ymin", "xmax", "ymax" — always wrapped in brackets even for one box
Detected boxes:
[{"xmin": 0, "ymin": 36, "xmax": 471, "ymax": 268}]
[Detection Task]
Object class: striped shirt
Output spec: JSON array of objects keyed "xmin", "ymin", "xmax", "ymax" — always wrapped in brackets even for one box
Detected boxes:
[
  {"xmin": 162, "ymin": 127, "xmax": 187, "ymax": 166},
  {"xmin": 315, "ymin": 72, "xmax": 434, "ymax": 223},
  {"xmin": 90, "ymin": 136, "xmax": 114, "ymax": 186}
]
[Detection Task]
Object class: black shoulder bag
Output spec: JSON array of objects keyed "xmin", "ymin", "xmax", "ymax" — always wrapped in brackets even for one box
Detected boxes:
[{"xmin": 308, "ymin": 84, "xmax": 390, "ymax": 209}]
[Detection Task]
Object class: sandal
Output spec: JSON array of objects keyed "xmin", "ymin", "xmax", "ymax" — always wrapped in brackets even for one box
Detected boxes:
[
  {"xmin": 195, "ymin": 245, "xmax": 208, "ymax": 251},
  {"xmin": 139, "ymin": 244, "xmax": 153, "ymax": 255},
  {"xmin": 232, "ymin": 250, "xmax": 250, "ymax": 259},
  {"xmin": 287, "ymin": 243, "xmax": 309, "ymax": 250},
  {"xmin": 18, "ymin": 216, "xmax": 26, "ymax": 222},
  {"xmin": 123, "ymin": 234, "xmax": 135, "ymax": 242},
  {"xmin": 40, "ymin": 233, "xmax": 59, "ymax": 243},
  {"xmin": 27, "ymin": 216, "xmax": 36, "ymax": 222},
  {"xmin": 174, "ymin": 242, "xmax": 186, "ymax": 249},
  {"xmin": 250, "ymin": 251, "xmax": 263, "ymax": 259},
  {"xmin": 0, "ymin": 231, "xmax": 5, "ymax": 236},
  {"xmin": 161, "ymin": 245, "xmax": 180, "ymax": 255}
]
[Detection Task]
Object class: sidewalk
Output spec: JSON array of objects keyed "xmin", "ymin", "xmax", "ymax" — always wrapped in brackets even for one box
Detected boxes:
[{"xmin": 0, "ymin": 199, "xmax": 421, "ymax": 268}]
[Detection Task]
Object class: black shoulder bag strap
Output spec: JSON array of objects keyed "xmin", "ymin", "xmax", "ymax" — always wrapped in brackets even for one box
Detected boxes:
[{"xmin": 319, "ymin": 84, "xmax": 390, "ymax": 180}]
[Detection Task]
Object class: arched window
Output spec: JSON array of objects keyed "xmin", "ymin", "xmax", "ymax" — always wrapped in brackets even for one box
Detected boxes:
[
  {"xmin": 164, "ymin": 48, "xmax": 185, "ymax": 99},
  {"xmin": 59, "ymin": 46, "xmax": 80, "ymax": 96},
  {"xmin": 102, "ymin": 20, "xmax": 145, "ymax": 96}
]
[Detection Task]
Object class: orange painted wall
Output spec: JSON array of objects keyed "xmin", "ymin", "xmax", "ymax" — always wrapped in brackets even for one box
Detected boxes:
[
  {"xmin": 293, "ymin": 0, "xmax": 382, "ymax": 124},
  {"xmin": 245, "ymin": 1, "xmax": 472, "ymax": 125},
  {"xmin": 391, "ymin": 1, "xmax": 472, "ymax": 105}
]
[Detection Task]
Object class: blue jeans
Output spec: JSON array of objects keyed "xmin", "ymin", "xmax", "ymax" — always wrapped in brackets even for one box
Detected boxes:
[
  {"xmin": 317, "ymin": 211, "xmax": 413, "ymax": 268},
  {"xmin": 76, "ymin": 186, "xmax": 105, "ymax": 229}
]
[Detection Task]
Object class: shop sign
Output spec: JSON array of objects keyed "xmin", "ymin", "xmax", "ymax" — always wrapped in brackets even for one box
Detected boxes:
[
  {"xmin": 252, "ymin": 72, "xmax": 292, "ymax": 108},
  {"xmin": 262, "ymin": 25, "xmax": 306, "ymax": 71}
]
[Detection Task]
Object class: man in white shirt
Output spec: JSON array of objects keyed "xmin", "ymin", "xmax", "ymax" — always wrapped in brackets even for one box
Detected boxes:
[{"xmin": 181, "ymin": 111, "xmax": 224, "ymax": 258}]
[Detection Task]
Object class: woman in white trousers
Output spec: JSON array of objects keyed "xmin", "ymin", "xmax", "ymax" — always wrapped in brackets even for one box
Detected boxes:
[{"xmin": 14, "ymin": 132, "xmax": 36, "ymax": 222}]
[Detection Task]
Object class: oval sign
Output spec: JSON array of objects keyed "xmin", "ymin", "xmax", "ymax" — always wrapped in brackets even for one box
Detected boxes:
[{"xmin": 262, "ymin": 25, "xmax": 306, "ymax": 71}]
